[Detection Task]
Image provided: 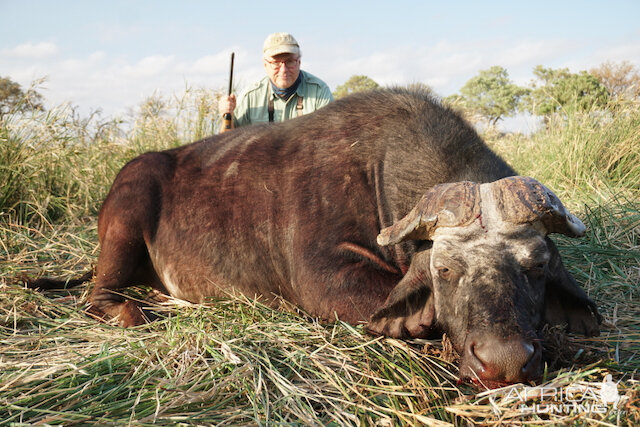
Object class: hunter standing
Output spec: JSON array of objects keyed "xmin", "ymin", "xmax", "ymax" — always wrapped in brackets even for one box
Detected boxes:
[{"xmin": 218, "ymin": 32, "xmax": 333, "ymax": 130}]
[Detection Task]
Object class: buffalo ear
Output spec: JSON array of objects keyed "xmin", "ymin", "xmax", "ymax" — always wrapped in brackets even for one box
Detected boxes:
[
  {"xmin": 367, "ymin": 259, "xmax": 436, "ymax": 339},
  {"xmin": 544, "ymin": 238, "xmax": 601, "ymax": 337}
]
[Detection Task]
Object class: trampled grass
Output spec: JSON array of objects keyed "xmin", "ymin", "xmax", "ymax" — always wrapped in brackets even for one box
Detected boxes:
[{"xmin": 1, "ymin": 91, "xmax": 639, "ymax": 425}]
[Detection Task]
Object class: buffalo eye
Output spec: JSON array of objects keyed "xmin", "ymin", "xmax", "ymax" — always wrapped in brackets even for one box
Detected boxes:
[{"xmin": 437, "ymin": 267, "xmax": 453, "ymax": 281}]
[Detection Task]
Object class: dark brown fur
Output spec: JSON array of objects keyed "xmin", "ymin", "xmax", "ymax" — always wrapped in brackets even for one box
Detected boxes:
[
  {"xmin": 26, "ymin": 88, "xmax": 600, "ymax": 384},
  {"xmin": 81, "ymin": 88, "xmax": 513, "ymax": 325}
]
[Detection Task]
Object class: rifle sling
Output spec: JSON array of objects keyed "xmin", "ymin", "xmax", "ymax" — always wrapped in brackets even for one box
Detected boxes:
[{"xmin": 268, "ymin": 96, "xmax": 303, "ymax": 123}]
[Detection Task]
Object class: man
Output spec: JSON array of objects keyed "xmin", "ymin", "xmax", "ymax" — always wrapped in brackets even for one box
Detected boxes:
[{"xmin": 219, "ymin": 32, "xmax": 333, "ymax": 129}]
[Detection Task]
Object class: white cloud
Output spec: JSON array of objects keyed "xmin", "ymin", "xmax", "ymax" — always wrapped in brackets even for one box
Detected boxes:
[
  {"xmin": 590, "ymin": 43, "xmax": 640, "ymax": 68},
  {"xmin": 88, "ymin": 51, "xmax": 106, "ymax": 62},
  {"xmin": 3, "ymin": 33, "xmax": 638, "ymax": 125},
  {"xmin": 2, "ymin": 42, "xmax": 59, "ymax": 59},
  {"xmin": 313, "ymin": 36, "xmax": 610, "ymax": 98},
  {"xmin": 189, "ymin": 52, "xmax": 232, "ymax": 75},
  {"xmin": 496, "ymin": 40, "xmax": 575, "ymax": 68},
  {"xmin": 120, "ymin": 55, "xmax": 176, "ymax": 79},
  {"xmin": 0, "ymin": 48, "xmax": 265, "ymax": 117}
]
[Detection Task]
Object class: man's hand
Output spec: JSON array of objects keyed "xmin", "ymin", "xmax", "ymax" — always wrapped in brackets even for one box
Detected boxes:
[{"xmin": 219, "ymin": 94, "xmax": 237, "ymax": 115}]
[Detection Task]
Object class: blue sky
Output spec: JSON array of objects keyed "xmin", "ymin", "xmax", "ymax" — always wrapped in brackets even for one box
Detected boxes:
[{"xmin": 1, "ymin": 0, "xmax": 639, "ymax": 130}]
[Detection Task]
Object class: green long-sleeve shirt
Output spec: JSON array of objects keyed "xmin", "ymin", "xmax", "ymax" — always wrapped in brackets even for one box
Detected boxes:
[{"xmin": 233, "ymin": 70, "xmax": 333, "ymax": 127}]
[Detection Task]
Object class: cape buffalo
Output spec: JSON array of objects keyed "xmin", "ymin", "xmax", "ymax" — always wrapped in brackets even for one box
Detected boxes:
[{"xmin": 28, "ymin": 88, "xmax": 601, "ymax": 385}]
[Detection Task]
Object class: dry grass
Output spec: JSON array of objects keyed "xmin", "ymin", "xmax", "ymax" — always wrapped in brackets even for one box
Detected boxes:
[
  {"xmin": 1, "ymin": 197, "xmax": 638, "ymax": 425},
  {"xmin": 1, "ymin": 88, "xmax": 639, "ymax": 425}
]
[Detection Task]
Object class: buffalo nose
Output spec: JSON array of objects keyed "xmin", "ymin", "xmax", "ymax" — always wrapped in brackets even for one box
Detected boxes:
[{"xmin": 461, "ymin": 333, "xmax": 542, "ymax": 384}]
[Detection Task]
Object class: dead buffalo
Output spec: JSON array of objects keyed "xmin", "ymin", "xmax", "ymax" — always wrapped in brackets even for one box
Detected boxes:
[{"xmin": 28, "ymin": 88, "xmax": 600, "ymax": 385}]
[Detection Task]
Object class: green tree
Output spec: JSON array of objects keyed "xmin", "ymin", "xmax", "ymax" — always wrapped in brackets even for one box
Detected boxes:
[
  {"xmin": 333, "ymin": 75, "xmax": 379, "ymax": 98},
  {"xmin": 445, "ymin": 66, "xmax": 528, "ymax": 126},
  {"xmin": 0, "ymin": 76, "xmax": 44, "ymax": 115},
  {"xmin": 523, "ymin": 66, "xmax": 609, "ymax": 118}
]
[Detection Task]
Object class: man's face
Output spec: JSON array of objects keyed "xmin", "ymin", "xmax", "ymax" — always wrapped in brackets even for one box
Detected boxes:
[{"xmin": 264, "ymin": 53, "xmax": 300, "ymax": 89}]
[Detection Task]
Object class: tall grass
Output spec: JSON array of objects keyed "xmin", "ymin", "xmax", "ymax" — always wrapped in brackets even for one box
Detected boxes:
[
  {"xmin": 1, "ymin": 89, "xmax": 639, "ymax": 425},
  {"xmin": 0, "ymin": 86, "xmax": 223, "ymax": 226},
  {"xmin": 487, "ymin": 100, "xmax": 640, "ymax": 207}
]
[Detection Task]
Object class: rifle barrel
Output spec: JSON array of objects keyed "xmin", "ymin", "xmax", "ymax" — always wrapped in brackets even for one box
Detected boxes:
[
  {"xmin": 228, "ymin": 52, "xmax": 235, "ymax": 96},
  {"xmin": 221, "ymin": 52, "xmax": 235, "ymax": 132}
]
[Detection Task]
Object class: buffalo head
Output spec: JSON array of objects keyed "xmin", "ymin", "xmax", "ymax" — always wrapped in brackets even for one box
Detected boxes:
[{"xmin": 368, "ymin": 176, "xmax": 601, "ymax": 385}]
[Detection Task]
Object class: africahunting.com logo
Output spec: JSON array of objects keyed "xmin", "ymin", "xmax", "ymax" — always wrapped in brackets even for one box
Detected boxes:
[{"xmin": 505, "ymin": 375, "xmax": 622, "ymax": 415}]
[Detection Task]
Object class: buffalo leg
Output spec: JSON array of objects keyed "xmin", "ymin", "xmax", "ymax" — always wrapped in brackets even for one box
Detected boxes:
[{"xmin": 89, "ymin": 219, "xmax": 158, "ymax": 327}]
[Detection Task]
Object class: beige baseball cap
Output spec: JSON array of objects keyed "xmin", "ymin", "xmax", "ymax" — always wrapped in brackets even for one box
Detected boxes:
[{"xmin": 263, "ymin": 32, "xmax": 301, "ymax": 58}]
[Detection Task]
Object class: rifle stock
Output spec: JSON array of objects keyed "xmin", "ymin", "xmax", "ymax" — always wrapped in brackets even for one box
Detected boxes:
[{"xmin": 222, "ymin": 112, "xmax": 233, "ymax": 132}]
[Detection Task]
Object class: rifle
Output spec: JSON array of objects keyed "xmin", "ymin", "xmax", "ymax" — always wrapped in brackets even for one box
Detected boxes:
[{"xmin": 221, "ymin": 52, "xmax": 235, "ymax": 132}]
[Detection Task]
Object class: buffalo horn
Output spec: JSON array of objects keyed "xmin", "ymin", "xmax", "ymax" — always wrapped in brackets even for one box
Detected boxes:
[
  {"xmin": 377, "ymin": 181, "xmax": 480, "ymax": 246},
  {"xmin": 488, "ymin": 176, "xmax": 586, "ymax": 237}
]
